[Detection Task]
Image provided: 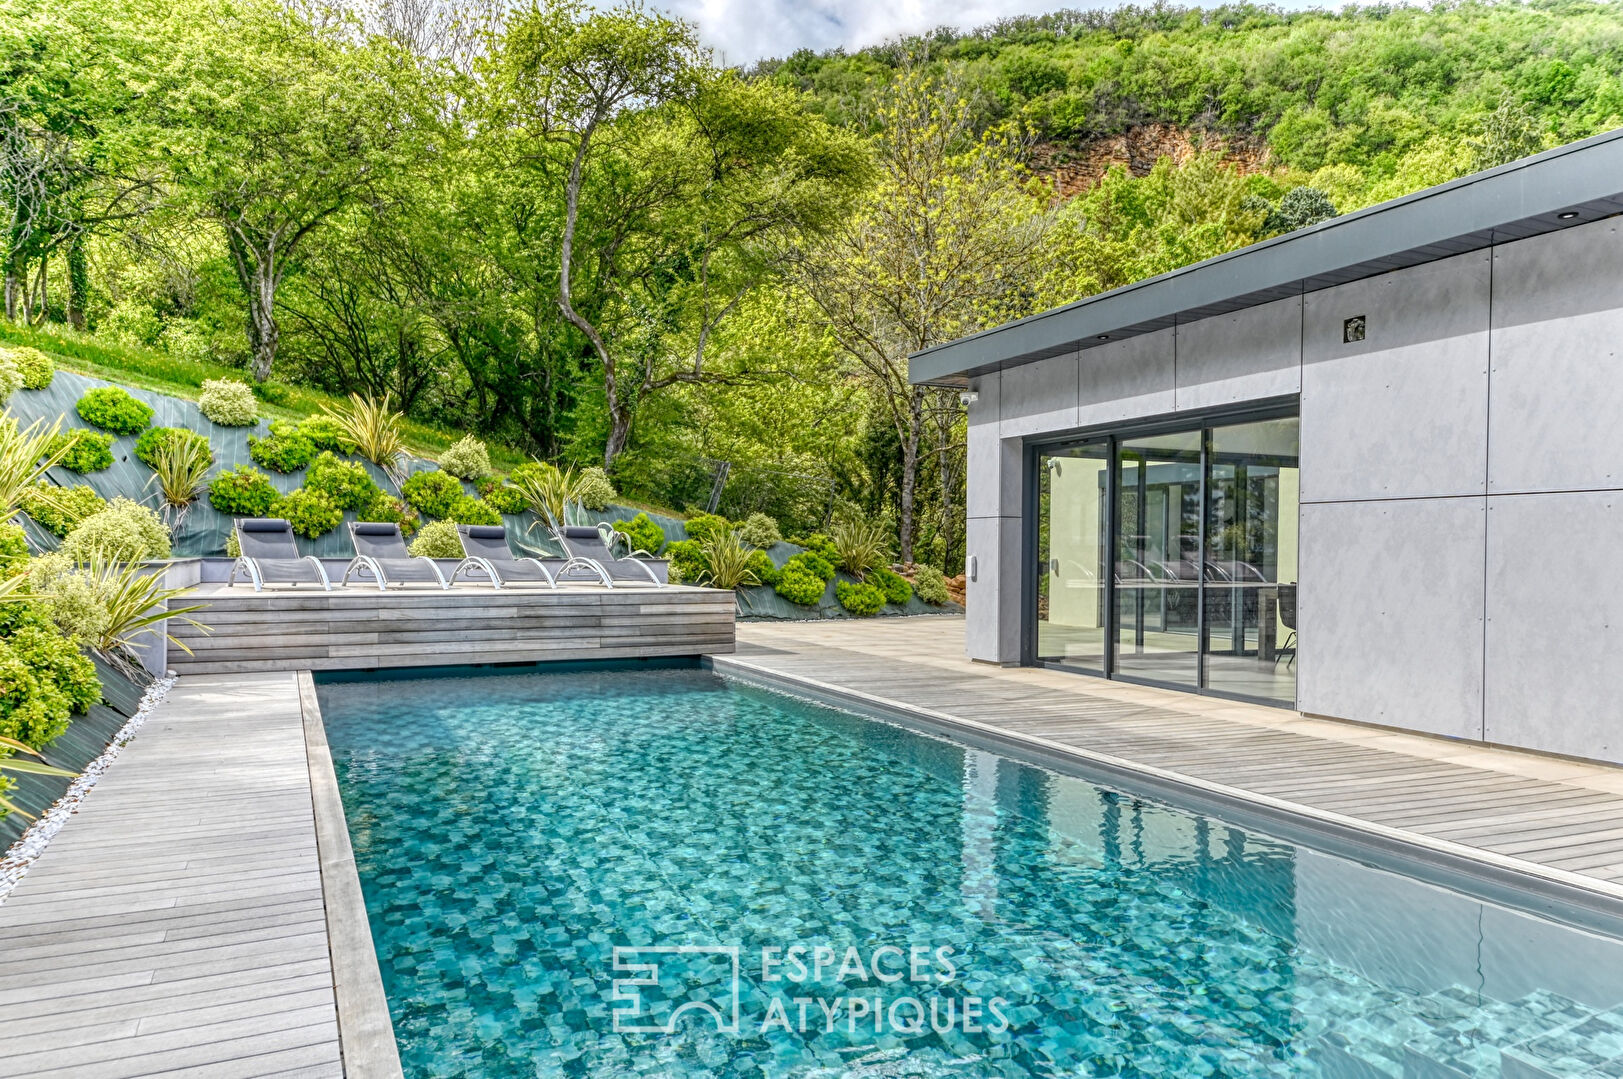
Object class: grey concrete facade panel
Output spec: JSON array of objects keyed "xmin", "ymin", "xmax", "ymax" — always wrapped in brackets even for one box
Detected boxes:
[
  {"xmin": 964, "ymin": 515, "xmax": 1022, "ymax": 664},
  {"xmin": 1484, "ymin": 491, "xmax": 1623, "ymax": 763},
  {"xmin": 998, "ymin": 352, "xmax": 1079, "ymax": 439},
  {"xmin": 1174, "ymin": 295, "xmax": 1303, "ymax": 411},
  {"xmin": 1076, "ymin": 327, "xmax": 1177, "ymax": 429},
  {"xmin": 966, "ymin": 374, "xmax": 1021, "ymax": 519},
  {"xmin": 1301, "ymin": 253, "xmax": 1492, "ymax": 503},
  {"xmin": 1489, "ymin": 220, "xmax": 1623, "ymax": 493},
  {"xmin": 1298, "ymin": 497, "xmax": 1486, "ymax": 741}
]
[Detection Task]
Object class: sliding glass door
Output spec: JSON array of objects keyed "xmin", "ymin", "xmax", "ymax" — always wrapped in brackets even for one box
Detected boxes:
[{"xmin": 1030, "ymin": 412, "xmax": 1300, "ymax": 707}]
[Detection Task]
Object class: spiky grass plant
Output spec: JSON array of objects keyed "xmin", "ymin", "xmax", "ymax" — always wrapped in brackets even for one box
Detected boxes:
[
  {"xmin": 697, "ymin": 530, "xmax": 760, "ymax": 591},
  {"xmin": 0, "ymin": 413, "xmax": 69, "ymax": 524},
  {"xmin": 510, "ymin": 461, "xmax": 586, "ymax": 534},
  {"xmin": 82, "ymin": 556, "xmax": 210, "ymax": 677},
  {"xmin": 829, "ymin": 518, "xmax": 891, "ymax": 579},
  {"xmin": 146, "ymin": 433, "xmax": 214, "ymax": 525},
  {"xmin": 322, "ymin": 393, "xmax": 406, "ymax": 484},
  {"xmin": 0, "ymin": 736, "xmax": 75, "ymax": 821}
]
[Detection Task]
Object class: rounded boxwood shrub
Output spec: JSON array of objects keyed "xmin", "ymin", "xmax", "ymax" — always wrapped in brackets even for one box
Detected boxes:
[
  {"xmin": 60, "ymin": 497, "xmax": 172, "ymax": 562},
  {"xmin": 745, "ymin": 548, "xmax": 781, "ymax": 587},
  {"xmin": 19, "ymin": 482, "xmax": 106, "ymax": 538},
  {"xmin": 270, "ymin": 488, "xmax": 343, "ymax": 539},
  {"xmin": 438, "ymin": 435, "xmax": 491, "ymax": 481},
  {"xmin": 663, "ymin": 539, "xmax": 704, "ymax": 585},
  {"xmin": 835, "ymin": 579, "xmax": 885, "ymax": 617},
  {"xmin": 305, "ymin": 451, "xmax": 378, "ymax": 511},
  {"xmin": 248, "ymin": 427, "xmax": 315, "ymax": 473},
  {"xmin": 737, "ymin": 512, "xmax": 782, "ymax": 549},
  {"xmin": 0, "ymin": 522, "xmax": 27, "ymax": 575},
  {"xmin": 785, "ymin": 550, "xmax": 835, "ymax": 583},
  {"xmin": 868, "ymin": 566, "xmax": 913, "ymax": 605},
  {"xmin": 9, "ymin": 346, "xmax": 54, "ymax": 390},
  {"xmin": 134, "ymin": 426, "xmax": 211, "ymax": 469},
  {"xmin": 357, "ymin": 491, "xmax": 420, "ymax": 536},
  {"xmin": 401, "ymin": 469, "xmax": 463, "ymax": 519},
  {"xmin": 197, "ymin": 378, "xmax": 257, "ymax": 426},
  {"xmin": 209, "ymin": 464, "xmax": 279, "ymax": 517},
  {"xmin": 682, "ymin": 513, "xmax": 731, "ymax": 546},
  {"xmin": 448, "ymin": 496, "xmax": 501, "ymax": 526},
  {"xmin": 46, "ymin": 430, "xmax": 114, "ymax": 473},
  {"xmin": 76, "ymin": 386, "xmax": 153, "ymax": 435},
  {"xmin": 0, "ymin": 607, "xmax": 100, "ymax": 750},
  {"xmin": 0, "ymin": 355, "xmax": 21, "ymax": 406},
  {"xmin": 775, "ymin": 562, "xmax": 827, "ymax": 606},
  {"xmin": 483, "ymin": 484, "xmax": 528, "ymax": 516},
  {"xmin": 912, "ymin": 563, "xmax": 951, "ymax": 605},
  {"xmin": 408, "ymin": 519, "xmax": 462, "ymax": 558},
  {"xmin": 578, "ymin": 466, "xmax": 616, "ymax": 510},
  {"xmin": 611, "ymin": 512, "xmax": 665, "ymax": 555},
  {"xmin": 296, "ymin": 414, "xmax": 353, "ymax": 453}
]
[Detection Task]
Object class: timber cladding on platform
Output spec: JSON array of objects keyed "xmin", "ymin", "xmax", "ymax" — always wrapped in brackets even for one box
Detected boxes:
[{"xmin": 168, "ymin": 584, "xmax": 737, "ymax": 675}]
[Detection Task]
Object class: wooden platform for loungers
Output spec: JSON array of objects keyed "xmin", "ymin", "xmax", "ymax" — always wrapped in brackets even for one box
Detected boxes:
[{"xmin": 169, "ymin": 582, "xmax": 737, "ymax": 675}]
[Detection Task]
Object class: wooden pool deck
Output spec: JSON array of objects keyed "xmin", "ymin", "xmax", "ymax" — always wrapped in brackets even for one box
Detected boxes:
[
  {"xmin": 723, "ymin": 617, "xmax": 1623, "ymax": 907},
  {"xmin": 9, "ymin": 615, "xmax": 1623, "ymax": 1076}
]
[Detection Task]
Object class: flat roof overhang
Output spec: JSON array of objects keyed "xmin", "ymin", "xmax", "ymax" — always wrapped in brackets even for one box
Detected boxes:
[{"xmin": 909, "ymin": 127, "xmax": 1623, "ymax": 386}]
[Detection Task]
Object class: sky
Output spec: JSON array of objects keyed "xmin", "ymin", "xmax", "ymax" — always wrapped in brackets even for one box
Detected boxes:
[{"xmin": 662, "ymin": 0, "xmax": 1086, "ymax": 65}]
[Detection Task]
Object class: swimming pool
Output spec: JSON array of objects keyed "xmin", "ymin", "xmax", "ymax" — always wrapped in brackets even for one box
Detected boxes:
[{"xmin": 318, "ymin": 662, "xmax": 1623, "ymax": 1078}]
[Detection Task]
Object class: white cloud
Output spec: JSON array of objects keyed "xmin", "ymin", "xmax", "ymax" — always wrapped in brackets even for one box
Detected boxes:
[{"xmin": 662, "ymin": 0, "xmax": 1070, "ymax": 65}]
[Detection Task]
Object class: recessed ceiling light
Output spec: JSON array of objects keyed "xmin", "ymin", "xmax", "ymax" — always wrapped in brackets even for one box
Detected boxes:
[
  {"xmin": 1559, "ymin": 211, "xmax": 1580, "ymax": 220},
  {"xmin": 1097, "ymin": 334, "xmax": 1109, "ymax": 340}
]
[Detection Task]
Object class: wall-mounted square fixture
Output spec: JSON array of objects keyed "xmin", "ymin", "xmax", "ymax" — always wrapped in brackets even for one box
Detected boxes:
[{"xmin": 1343, "ymin": 315, "xmax": 1366, "ymax": 343}]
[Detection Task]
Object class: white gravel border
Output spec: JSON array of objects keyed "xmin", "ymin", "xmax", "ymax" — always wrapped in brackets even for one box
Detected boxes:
[{"xmin": 0, "ymin": 674, "xmax": 175, "ymax": 904}]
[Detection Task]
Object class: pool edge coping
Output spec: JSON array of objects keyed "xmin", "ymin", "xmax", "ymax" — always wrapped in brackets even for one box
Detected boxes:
[
  {"xmin": 298, "ymin": 669, "xmax": 407, "ymax": 1079},
  {"xmin": 707, "ymin": 655, "xmax": 1623, "ymax": 938}
]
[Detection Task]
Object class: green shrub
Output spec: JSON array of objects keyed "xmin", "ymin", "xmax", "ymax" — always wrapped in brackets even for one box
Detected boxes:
[
  {"xmin": 695, "ymin": 531, "xmax": 758, "ymax": 590},
  {"xmin": 438, "ymin": 435, "xmax": 491, "ymax": 480},
  {"xmin": 611, "ymin": 512, "xmax": 665, "ymax": 555},
  {"xmin": 197, "ymin": 378, "xmax": 258, "ymax": 426},
  {"xmin": 0, "ymin": 355, "xmax": 21, "ymax": 405},
  {"xmin": 831, "ymin": 518, "xmax": 890, "ymax": 579},
  {"xmin": 76, "ymin": 386, "xmax": 153, "ymax": 435},
  {"xmin": 912, "ymin": 563, "xmax": 951, "ymax": 605},
  {"xmin": 448, "ymin": 496, "xmax": 501, "ymax": 526},
  {"xmin": 0, "ymin": 608, "xmax": 99, "ymax": 750},
  {"xmin": 134, "ymin": 426, "xmax": 210, "ymax": 469},
  {"xmin": 407, "ymin": 519, "xmax": 462, "ymax": 558},
  {"xmin": 46, "ymin": 430, "xmax": 114, "ymax": 473},
  {"xmin": 578, "ymin": 466, "xmax": 616, "ymax": 510},
  {"xmin": 774, "ymin": 562, "xmax": 826, "ymax": 606},
  {"xmin": 305, "ymin": 451, "xmax": 378, "ymax": 510},
  {"xmin": 483, "ymin": 484, "xmax": 528, "ymax": 515},
  {"xmin": 61, "ymin": 497, "xmax": 172, "ymax": 561},
  {"xmin": 869, "ymin": 566, "xmax": 913, "ymax": 605},
  {"xmin": 787, "ymin": 532, "xmax": 838, "ymax": 562},
  {"xmin": 737, "ymin": 512, "xmax": 782, "ymax": 549},
  {"xmin": 296, "ymin": 414, "xmax": 353, "ymax": 453},
  {"xmin": 785, "ymin": 550, "xmax": 835, "ymax": 583},
  {"xmin": 102, "ymin": 299, "xmax": 162, "ymax": 347},
  {"xmin": 0, "ymin": 522, "xmax": 28, "ymax": 575},
  {"xmin": 8, "ymin": 346, "xmax": 53, "ymax": 390},
  {"xmin": 19, "ymin": 483, "xmax": 106, "ymax": 537},
  {"xmin": 663, "ymin": 539, "xmax": 704, "ymax": 584},
  {"xmin": 208, "ymin": 464, "xmax": 279, "ymax": 517},
  {"xmin": 270, "ymin": 488, "xmax": 343, "ymax": 539},
  {"xmin": 248, "ymin": 428, "xmax": 315, "ymax": 473},
  {"xmin": 836, "ymin": 579, "xmax": 885, "ymax": 617},
  {"xmin": 401, "ymin": 469, "xmax": 463, "ymax": 519},
  {"xmin": 683, "ymin": 513, "xmax": 731, "ymax": 545},
  {"xmin": 745, "ymin": 548, "xmax": 781, "ymax": 587},
  {"xmin": 25, "ymin": 552, "xmax": 110, "ymax": 642},
  {"xmin": 357, "ymin": 491, "xmax": 420, "ymax": 536}
]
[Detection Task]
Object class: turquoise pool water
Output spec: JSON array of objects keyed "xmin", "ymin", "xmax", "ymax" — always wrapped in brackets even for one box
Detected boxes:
[{"xmin": 319, "ymin": 664, "xmax": 1623, "ymax": 1078}]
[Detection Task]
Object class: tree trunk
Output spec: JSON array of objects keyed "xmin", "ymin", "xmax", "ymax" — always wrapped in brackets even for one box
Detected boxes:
[
  {"xmin": 66, "ymin": 237, "xmax": 88, "ymax": 330},
  {"xmin": 897, "ymin": 388, "xmax": 925, "ymax": 564},
  {"xmin": 225, "ymin": 226, "xmax": 280, "ymax": 381},
  {"xmin": 3, "ymin": 269, "xmax": 15, "ymax": 322},
  {"xmin": 604, "ymin": 400, "xmax": 633, "ymax": 470}
]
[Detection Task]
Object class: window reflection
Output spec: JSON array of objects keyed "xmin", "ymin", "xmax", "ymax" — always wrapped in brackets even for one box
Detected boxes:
[{"xmin": 1035, "ymin": 442, "xmax": 1109, "ymax": 672}]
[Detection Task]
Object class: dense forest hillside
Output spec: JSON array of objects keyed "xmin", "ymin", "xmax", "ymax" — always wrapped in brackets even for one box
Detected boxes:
[{"xmin": 4, "ymin": 0, "xmax": 1621, "ymax": 570}]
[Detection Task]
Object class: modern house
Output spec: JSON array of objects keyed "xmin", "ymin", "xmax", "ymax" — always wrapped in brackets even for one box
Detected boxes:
[{"xmin": 913, "ymin": 128, "xmax": 1623, "ymax": 764}]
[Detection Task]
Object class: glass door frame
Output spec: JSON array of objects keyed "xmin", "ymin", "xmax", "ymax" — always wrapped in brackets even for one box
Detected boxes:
[{"xmin": 1020, "ymin": 396, "xmax": 1299, "ymax": 708}]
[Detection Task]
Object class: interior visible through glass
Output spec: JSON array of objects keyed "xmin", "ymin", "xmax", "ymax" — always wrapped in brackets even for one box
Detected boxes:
[
  {"xmin": 1114, "ymin": 430, "xmax": 1203, "ymax": 689},
  {"xmin": 1035, "ymin": 442, "xmax": 1109, "ymax": 672}
]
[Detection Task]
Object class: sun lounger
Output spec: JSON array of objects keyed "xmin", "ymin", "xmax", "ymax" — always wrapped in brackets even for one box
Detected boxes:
[
  {"xmin": 229, "ymin": 518, "xmax": 332, "ymax": 592},
  {"xmin": 342, "ymin": 522, "xmax": 449, "ymax": 590},
  {"xmin": 554, "ymin": 525, "xmax": 661, "ymax": 588},
  {"xmin": 450, "ymin": 525, "xmax": 556, "ymax": 589}
]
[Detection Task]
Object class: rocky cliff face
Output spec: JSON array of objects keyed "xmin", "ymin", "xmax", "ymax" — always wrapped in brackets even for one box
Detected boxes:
[{"xmin": 1032, "ymin": 124, "xmax": 1272, "ymax": 197}]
